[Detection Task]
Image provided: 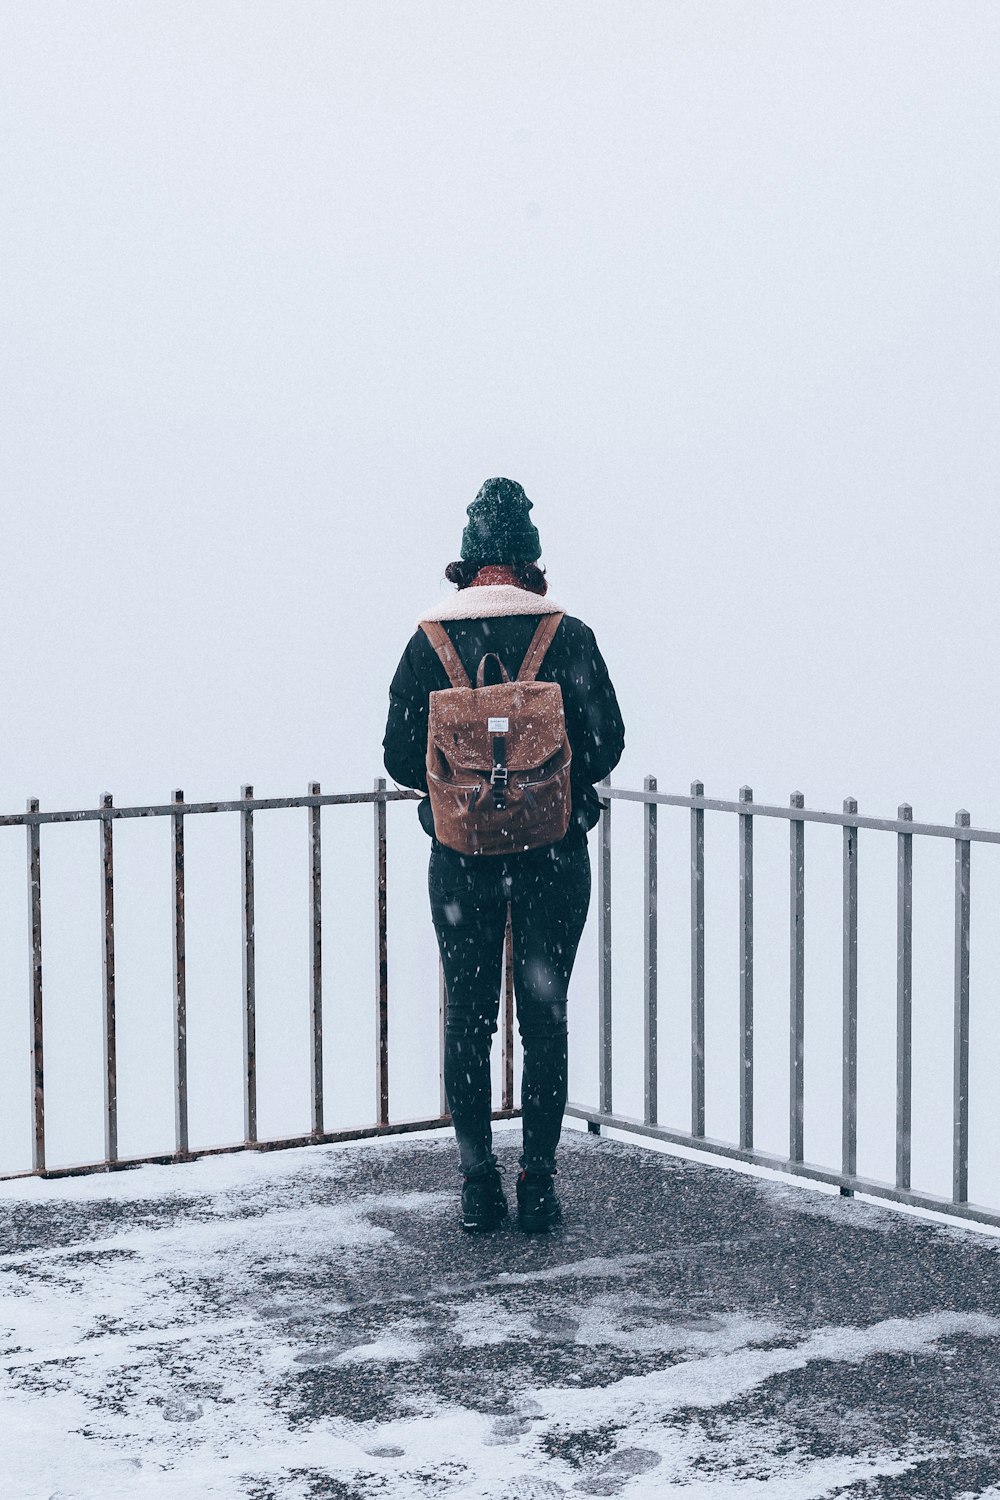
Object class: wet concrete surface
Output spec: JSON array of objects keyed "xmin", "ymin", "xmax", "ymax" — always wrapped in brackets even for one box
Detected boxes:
[{"xmin": 3, "ymin": 1126, "xmax": 1000, "ymax": 1497}]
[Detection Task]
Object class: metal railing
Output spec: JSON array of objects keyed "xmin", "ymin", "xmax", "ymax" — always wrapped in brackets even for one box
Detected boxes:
[
  {"xmin": 565, "ymin": 778, "xmax": 1000, "ymax": 1231},
  {"xmin": 6, "ymin": 772, "xmax": 997, "ymax": 1229},
  {"xmin": 0, "ymin": 780, "xmax": 519, "ymax": 1180}
]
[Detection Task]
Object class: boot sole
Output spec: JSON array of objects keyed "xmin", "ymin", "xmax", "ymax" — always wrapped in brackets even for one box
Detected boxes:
[
  {"xmin": 461, "ymin": 1204, "xmax": 509, "ymax": 1233},
  {"xmin": 517, "ymin": 1209, "xmax": 562, "ymax": 1234}
]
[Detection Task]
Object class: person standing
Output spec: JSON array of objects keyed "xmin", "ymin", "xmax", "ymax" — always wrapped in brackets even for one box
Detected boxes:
[{"xmin": 383, "ymin": 478, "xmax": 625, "ymax": 1232}]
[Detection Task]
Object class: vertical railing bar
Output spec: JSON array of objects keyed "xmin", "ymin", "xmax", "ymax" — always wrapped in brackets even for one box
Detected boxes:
[
  {"xmin": 690, "ymin": 780, "xmax": 705, "ymax": 1138},
  {"xmin": 841, "ymin": 797, "xmax": 859, "ymax": 1194},
  {"xmin": 789, "ymin": 791, "xmax": 805, "ymax": 1163},
  {"xmin": 438, "ymin": 957, "xmax": 449, "ymax": 1121},
  {"xmin": 953, "ymin": 809, "xmax": 971, "ymax": 1205},
  {"xmin": 26, "ymin": 799, "xmax": 45, "ymax": 1174},
  {"xmin": 241, "ymin": 783, "xmax": 257, "ymax": 1145},
  {"xmin": 308, "ymin": 782, "xmax": 324, "ymax": 1138},
  {"xmin": 738, "ymin": 785, "xmax": 754, "ymax": 1151},
  {"xmin": 172, "ymin": 789, "xmax": 188, "ymax": 1155},
  {"xmin": 643, "ymin": 774, "xmax": 658, "ymax": 1127},
  {"xmin": 598, "ymin": 776, "xmax": 613, "ymax": 1116},
  {"xmin": 895, "ymin": 802, "xmax": 913, "ymax": 1192},
  {"xmin": 374, "ymin": 777, "xmax": 389, "ymax": 1128},
  {"xmin": 502, "ymin": 909, "xmax": 515, "ymax": 1112},
  {"xmin": 100, "ymin": 793, "xmax": 118, "ymax": 1164}
]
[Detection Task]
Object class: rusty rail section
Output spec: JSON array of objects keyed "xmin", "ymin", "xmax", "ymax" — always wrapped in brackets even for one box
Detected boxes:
[
  {"xmin": 570, "ymin": 779, "xmax": 1000, "ymax": 1233},
  {"xmin": 2, "ymin": 782, "xmax": 519, "ymax": 1181}
]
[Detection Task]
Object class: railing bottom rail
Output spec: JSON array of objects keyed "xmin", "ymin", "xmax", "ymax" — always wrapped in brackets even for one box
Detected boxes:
[
  {"xmin": 566, "ymin": 1105, "xmax": 1000, "ymax": 1234},
  {"xmin": 0, "ymin": 1108, "xmax": 522, "ymax": 1184}
]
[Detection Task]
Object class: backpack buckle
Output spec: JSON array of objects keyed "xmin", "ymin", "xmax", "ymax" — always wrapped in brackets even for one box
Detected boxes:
[{"xmin": 491, "ymin": 734, "xmax": 508, "ymax": 808}]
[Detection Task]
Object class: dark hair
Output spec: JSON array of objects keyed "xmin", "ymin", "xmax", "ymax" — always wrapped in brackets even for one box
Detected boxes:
[{"xmin": 444, "ymin": 560, "xmax": 548, "ymax": 595}]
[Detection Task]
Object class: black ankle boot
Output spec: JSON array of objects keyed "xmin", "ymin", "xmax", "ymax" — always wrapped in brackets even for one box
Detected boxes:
[
  {"xmin": 516, "ymin": 1168, "xmax": 562, "ymax": 1232},
  {"xmin": 461, "ymin": 1163, "xmax": 508, "ymax": 1232}
]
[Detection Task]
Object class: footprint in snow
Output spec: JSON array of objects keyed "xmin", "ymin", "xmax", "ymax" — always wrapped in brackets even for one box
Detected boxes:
[
  {"xmin": 160, "ymin": 1397, "xmax": 203, "ymax": 1423},
  {"xmin": 532, "ymin": 1311, "xmax": 579, "ymax": 1339},
  {"xmin": 485, "ymin": 1413, "xmax": 534, "ymax": 1444},
  {"xmin": 304, "ymin": 1415, "xmax": 405, "ymax": 1458},
  {"xmin": 573, "ymin": 1449, "xmax": 661, "ymax": 1495},
  {"xmin": 503, "ymin": 1478, "xmax": 566, "ymax": 1498},
  {"xmin": 293, "ymin": 1343, "xmax": 350, "ymax": 1366},
  {"xmin": 662, "ymin": 1310, "xmax": 724, "ymax": 1332},
  {"xmin": 485, "ymin": 1393, "xmax": 548, "ymax": 1444}
]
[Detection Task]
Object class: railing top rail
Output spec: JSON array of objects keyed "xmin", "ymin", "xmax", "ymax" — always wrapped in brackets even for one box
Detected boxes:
[
  {"xmin": 0, "ymin": 787, "xmax": 422, "ymax": 829},
  {"xmin": 2, "ymin": 782, "xmax": 991, "ymax": 842},
  {"xmin": 600, "ymin": 785, "xmax": 995, "ymax": 844}
]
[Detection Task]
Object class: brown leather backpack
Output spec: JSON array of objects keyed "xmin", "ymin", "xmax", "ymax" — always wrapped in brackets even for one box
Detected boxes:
[{"xmin": 420, "ymin": 614, "xmax": 572, "ymax": 855}]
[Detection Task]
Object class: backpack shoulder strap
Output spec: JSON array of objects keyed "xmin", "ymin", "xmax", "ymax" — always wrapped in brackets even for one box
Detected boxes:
[
  {"xmin": 420, "ymin": 621, "xmax": 472, "ymax": 689},
  {"xmin": 517, "ymin": 613, "xmax": 565, "ymax": 682}
]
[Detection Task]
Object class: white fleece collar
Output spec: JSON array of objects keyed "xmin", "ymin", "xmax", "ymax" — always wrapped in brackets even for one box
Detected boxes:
[{"xmin": 417, "ymin": 584, "xmax": 564, "ymax": 625}]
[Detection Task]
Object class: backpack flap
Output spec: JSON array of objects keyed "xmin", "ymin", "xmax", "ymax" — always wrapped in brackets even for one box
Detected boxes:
[{"xmin": 428, "ymin": 682, "xmax": 566, "ymax": 774}]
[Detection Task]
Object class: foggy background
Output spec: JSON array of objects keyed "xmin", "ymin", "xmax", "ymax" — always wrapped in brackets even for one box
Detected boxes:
[{"xmin": 1, "ymin": 4, "xmax": 998, "ymax": 1203}]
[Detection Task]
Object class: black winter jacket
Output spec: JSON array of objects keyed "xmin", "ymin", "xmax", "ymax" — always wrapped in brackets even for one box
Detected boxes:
[{"xmin": 383, "ymin": 586, "xmax": 625, "ymax": 843}]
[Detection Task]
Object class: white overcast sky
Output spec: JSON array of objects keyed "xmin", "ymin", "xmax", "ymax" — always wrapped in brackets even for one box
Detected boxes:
[{"xmin": 1, "ymin": 2, "xmax": 999, "ymax": 823}]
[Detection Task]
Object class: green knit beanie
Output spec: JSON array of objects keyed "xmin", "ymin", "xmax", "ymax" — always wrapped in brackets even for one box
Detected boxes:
[{"xmin": 460, "ymin": 477, "xmax": 542, "ymax": 565}]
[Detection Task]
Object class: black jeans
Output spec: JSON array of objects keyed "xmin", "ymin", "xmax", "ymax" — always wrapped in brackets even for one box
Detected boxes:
[{"xmin": 429, "ymin": 837, "xmax": 591, "ymax": 1177}]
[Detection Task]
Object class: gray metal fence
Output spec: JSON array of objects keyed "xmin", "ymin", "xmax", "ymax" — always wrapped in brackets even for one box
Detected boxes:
[
  {"xmin": 1, "ymin": 781, "xmax": 519, "ymax": 1180},
  {"xmin": 565, "ymin": 779, "xmax": 1000, "ymax": 1231},
  {"xmin": 6, "ymin": 775, "xmax": 998, "ymax": 1228}
]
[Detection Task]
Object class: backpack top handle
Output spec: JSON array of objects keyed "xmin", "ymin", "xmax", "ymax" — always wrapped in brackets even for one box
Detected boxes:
[{"xmin": 476, "ymin": 653, "xmax": 511, "ymax": 688}]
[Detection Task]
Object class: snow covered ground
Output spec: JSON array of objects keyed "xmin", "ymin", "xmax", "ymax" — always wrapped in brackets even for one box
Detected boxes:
[{"xmin": 3, "ymin": 1126, "xmax": 1000, "ymax": 1499}]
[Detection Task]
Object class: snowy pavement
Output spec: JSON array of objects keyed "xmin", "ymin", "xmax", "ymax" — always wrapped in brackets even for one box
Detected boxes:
[{"xmin": 3, "ymin": 1128, "xmax": 1000, "ymax": 1499}]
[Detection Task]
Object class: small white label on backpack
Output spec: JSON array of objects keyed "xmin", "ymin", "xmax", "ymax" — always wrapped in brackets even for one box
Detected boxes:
[{"xmin": 488, "ymin": 717, "xmax": 509, "ymax": 733}]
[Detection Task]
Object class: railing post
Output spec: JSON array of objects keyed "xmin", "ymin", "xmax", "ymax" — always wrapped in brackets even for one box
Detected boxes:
[
  {"xmin": 26, "ymin": 799, "xmax": 45, "ymax": 1174},
  {"xmin": 438, "ymin": 958, "xmax": 449, "ymax": 1120},
  {"xmin": 690, "ymin": 780, "xmax": 705, "ymax": 1138},
  {"xmin": 374, "ymin": 777, "xmax": 389, "ymax": 1127},
  {"xmin": 100, "ymin": 793, "xmax": 118, "ymax": 1165},
  {"xmin": 241, "ymin": 784, "xmax": 257, "ymax": 1145},
  {"xmin": 598, "ymin": 776, "xmax": 612, "ymax": 1116},
  {"xmin": 896, "ymin": 803, "xmax": 913, "ymax": 1191},
  {"xmin": 789, "ymin": 791, "xmax": 805, "ymax": 1163},
  {"xmin": 954, "ymin": 809, "xmax": 971, "ymax": 1205},
  {"xmin": 643, "ymin": 774, "xmax": 658, "ymax": 1127},
  {"xmin": 502, "ymin": 910, "xmax": 515, "ymax": 1111},
  {"xmin": 842, "ymin": 797, "xmax": 859, "ymax": 1193},
  {"xmin": 738, "ymin": 786, "xmax": 754, "ymax": 1151},
  {"xmin": 308, "ymin": 782, "xmax": 324, "ymax": 1138},
  {"xmin": 172, "ymin": 789, "xmax": 188, "ymax": 1155}
]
